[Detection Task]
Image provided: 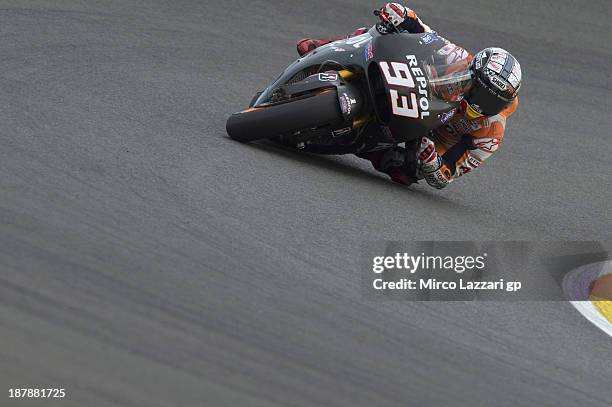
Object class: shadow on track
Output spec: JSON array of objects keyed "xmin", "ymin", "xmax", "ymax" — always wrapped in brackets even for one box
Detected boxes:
[{"xmin": 223, "ymin": 135, "xmax": 477, "ymax": 213}]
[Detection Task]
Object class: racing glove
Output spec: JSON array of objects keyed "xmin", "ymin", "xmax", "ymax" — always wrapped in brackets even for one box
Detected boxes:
[
  {"xmin": 417, "ymin": 137, "xmax": 453, "ymax": 189},
  {"xmin": 379, "ymin": 3, "xmax": 409, "ymax": 27},
  {"xmin": 378, "ymin": 3, "xmax": 426, "ymax": 33}
]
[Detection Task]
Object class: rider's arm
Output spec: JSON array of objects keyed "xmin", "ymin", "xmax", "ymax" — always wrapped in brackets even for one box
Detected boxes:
[
  {"xmin": 416, "ymin": 133, "xmax": 501, "ymax": 190},
  {"xmin": 441, "ymin": 131, "xmax": 503, "ymax": 180},
  {"xmin": 446, "ymin": 97, "xmax": 519, "ymax": 182},
  {"xmin": 421, "ymin": 110, "xmax": 513, "ymax": 189}
]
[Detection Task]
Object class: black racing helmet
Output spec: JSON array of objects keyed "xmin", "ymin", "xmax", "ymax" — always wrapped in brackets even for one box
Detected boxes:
[{"xmin": 462, "ymin": 47, "xmax": 522, "ymax": 118}]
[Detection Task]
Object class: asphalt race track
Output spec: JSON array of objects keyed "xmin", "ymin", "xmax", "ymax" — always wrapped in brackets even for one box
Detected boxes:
[{"xmin": 1, "ymin": 1, "xmax": 611, "ymax": 406}]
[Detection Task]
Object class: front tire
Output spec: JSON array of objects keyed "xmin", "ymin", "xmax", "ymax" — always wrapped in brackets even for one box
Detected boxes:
[{"xmin": 226, "ymin": 89, "xmax": 343, "ymax": 143}]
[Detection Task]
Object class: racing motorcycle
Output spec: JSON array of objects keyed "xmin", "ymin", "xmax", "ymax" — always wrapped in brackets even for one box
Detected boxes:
[{"xmin": 226, "ymin": 14, "xmax": 471, "ymax": 156}]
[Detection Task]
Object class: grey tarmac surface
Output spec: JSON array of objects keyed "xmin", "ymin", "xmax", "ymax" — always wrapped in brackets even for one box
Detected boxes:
[{"xmin": 1, "ymin": 0, "xmax": 611, "ymax": 406}]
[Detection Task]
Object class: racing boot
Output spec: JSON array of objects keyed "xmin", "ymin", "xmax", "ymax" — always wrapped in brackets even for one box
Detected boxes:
[
  {"xmin": 357, "ymin": 147, "xmax": 418, "ymax": 186},
  {"xmin": 296, "ymin": 27, "xmax": 368, "ymax": 56}
]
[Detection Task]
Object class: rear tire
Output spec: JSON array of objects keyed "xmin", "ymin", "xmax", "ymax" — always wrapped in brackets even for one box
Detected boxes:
[{"xmin": 226, "ymin": 89, "xmax": 343, "ymax": 143}]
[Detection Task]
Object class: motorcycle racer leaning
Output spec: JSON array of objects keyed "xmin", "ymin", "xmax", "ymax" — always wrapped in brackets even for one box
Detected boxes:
[{"xmin": 297, "ymin": 3, "xmax": 522, "ymax": 189}]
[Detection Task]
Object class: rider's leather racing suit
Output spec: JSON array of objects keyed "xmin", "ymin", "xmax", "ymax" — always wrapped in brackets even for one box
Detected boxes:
[{"xmin": 297, "ymin": 5, "xmax": 519, "ymax": 189}]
